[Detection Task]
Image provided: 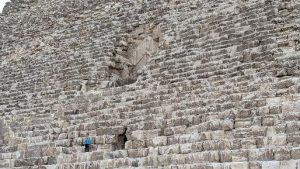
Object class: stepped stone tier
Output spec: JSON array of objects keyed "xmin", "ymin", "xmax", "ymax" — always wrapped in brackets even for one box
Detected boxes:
[{"xmin": 0, "ymin": 0, "xmax": 300, "ymax": 168}]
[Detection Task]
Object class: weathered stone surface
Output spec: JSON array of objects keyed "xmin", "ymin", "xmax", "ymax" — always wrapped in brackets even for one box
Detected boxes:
[{"xmin": 0, "ymin": 0, "xmax": 299, "ymax": 168}]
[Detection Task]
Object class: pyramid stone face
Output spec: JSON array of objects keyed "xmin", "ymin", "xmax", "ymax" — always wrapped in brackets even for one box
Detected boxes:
[{"xmin": 0, "ymin": 0, "xmax": 300, "ymax": 168}]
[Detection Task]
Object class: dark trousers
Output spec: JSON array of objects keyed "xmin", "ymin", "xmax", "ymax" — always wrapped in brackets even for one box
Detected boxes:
[{"xmin": 85, "ymin": 144, "xmax": 90, "ymax": 152}]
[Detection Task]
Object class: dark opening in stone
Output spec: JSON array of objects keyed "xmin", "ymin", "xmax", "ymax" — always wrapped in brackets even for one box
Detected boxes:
[{"xmin": 114, "ymin": 128, "xmax": 127, "ymax": 150}]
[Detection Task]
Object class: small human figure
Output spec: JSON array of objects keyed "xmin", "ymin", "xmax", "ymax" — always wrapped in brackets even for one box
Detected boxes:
[{"xmin": 84, "ymin": 134, "xmax": 91, "ymax": 152}]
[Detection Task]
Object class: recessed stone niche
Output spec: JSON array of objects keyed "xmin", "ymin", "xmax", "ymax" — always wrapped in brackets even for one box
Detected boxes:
[
  {"xmin": 107, "ymin": 23, "xmax": 160, "ymax": 87},
  {"xmin": 0, "ymin": 119, "xmax": 10, "ymax": 145}
]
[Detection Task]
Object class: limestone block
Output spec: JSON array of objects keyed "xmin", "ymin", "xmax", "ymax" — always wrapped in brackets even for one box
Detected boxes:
[
  {"xmin": 94, "ymin": 136, "xmax": 105, "ymax": 144},
  {"xmin": 261, "ymin": 161, "xmax": 280, "ymax": 169},
  {"xmin": 273, "ymin": 148, "xmax": 290, "ymax": 160},
  {"xmin": 249, "ymin": 161, "xmax": 262, "ymax": 169},
  {"xmin": 231, "ymin": 150, "xmax": 248, "ymax": 162},
  {"xmin": 0, "ymin": 159, "xmax": 10, "ymax": 168},
  {"xmin": 248, "ymin": 149, "xmax": 273, "ymax": 161},
  {"xmin": 170, "ymin": 154, "xmax": 185, "ymax": 165},
  {"xmin": 157, "ymin": 155, "xmax": 169, "ymax": 166},
  {"xmin": 231, "ymin": 162, "xmax": 249, "ymax": 169},
  {"xmin": 105, "ymin": 135, "xmax": 117, "ymax": 144},
  {"xmin": 291, "ymin": 148, "xmax": 300, "ymax": 159},
  {"xmin": 271, "ymin": 134, "xmax": 287, "ymax": 146},
  {"xmin": 128, "ymin": 148, "xmax": 149, "ymax": 158},
  {"xmin": 251, "ymin": 126, "xmax": 267, "ymax": 137},
  {"xmin": 151, "ymin": 136, "xmax": 168, "ymax": 147},
  {"xmin": 191, "ymin": 142, "xmax": 203, "ymax": 152},
  {"xmin": 211, "ymin": 130, "xmax": 225, "ymax": 140},
  {"xmin": 241, "ymin": 139, "xmax": 257, "ymax": 149},
  {"xmin": 125, "ymin": 140, "xmax": 145, "ymax": 149},
  {"xmin": 269, "ymin": 106, "xmax": 282, "ymax": 114},
  {"xmin": 262, "ymin": 117, "xmax": 274, "ymax": 126},
  {"xmin": 287, "ymin": 134, "xmax": 300, "ymax": 144},
  {"xmin": 158, "ymin": 145, "xmax": 180, "ymax": 155},
  {"xmin": 235, "ymin": 120, "xmax": 252, "ymax": 128},
  {"xmin": 58, "ymin": 133, "xmax": 68, "ymax": 140},
  {"xmin": 220, "ymin": 119, "xmax": 234, "ymax": 131},
  {"xmin": 219, "ymin": 150, "xmax": 232, "ymax": 162},
  {"xmin": 279, "ymin": 160, "xmax": 297, "ymax": 169},
  {"xmin": 131, "ymin": 129, "xmax": 160, "ymax": 140},
  {"xmin": 179, "ymin": 143, "xmax": 192, "ymax": 154},
  {"xmin": 286, "ymin": 122, "xmax": 300, "ymax": 134},
  {"xmin": 202, "ymin": 151, "xmax": 219, "ymax": 162},
  {"xmin": 55, "ymin": 139, "xmax": 71, "ymax": 147},
  {"xmin": 47, "ymin": 156, "xmax": 57, "ymax": 165},
  {"xmin": 266, "ymin": 97, "xmax": 281, "ymax": 106}
]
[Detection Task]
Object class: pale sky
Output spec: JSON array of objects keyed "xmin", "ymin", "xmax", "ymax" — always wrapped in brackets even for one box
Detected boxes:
[{"xmin": 0, "ymin": 0, "xmax": 11, "ymax": 13}]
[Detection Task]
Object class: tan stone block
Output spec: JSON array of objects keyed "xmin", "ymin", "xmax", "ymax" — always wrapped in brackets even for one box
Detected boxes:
[
  {"xmin": 203, "ymin": 151, "xmax": 219, "ymax": 162},
  {"xmin": 291, "ymin": 148, "xmax": 300, "ymax": 159},
  {"xmin": 219, "ymin": 150, "xmax": 232, "ymax": 162},
  {"xmin": 170, "ymin": 154, "xmax": 185, "ymax": 165},
  {"xmin": 271, "ymin": 134, "xmax": 287, "ymax": 146},
  {"xmin": 152, "ymin": 136, "xmax": 167, "ymax": 146},
  {"xmin": 279, "ymin": 160, "xmax": 297, "ymax": 169},
  {"xmin": 262, "ymin": 117, "xmax": 274, "ymax": 126},
  {"xmin": 241, "ymin": 139, "xmax": 257, "ymax": 149},
  {"xmin": 235, "ymin": 120, "xmax": 252, "ymax": 128},
  {"xmin": 157, "ymin": 155, "xmax": 169, "ymax": 166},
  {"xmin": 248, "ymin": 149, "xmax": 273, "ymax": 161},
  {"xmin": 269, "ymin": 106, "xmax": 282, "ymax": 114},
  {"xmin": 211, "ymin": 130, "xmax": 225, "ymax": 140},
  {"xmin": 128, "ymin": 148, "xmax": 149, "ymax": 158},
  {"xmin": 261, "ymin": 161, "xmax": 279, "ymax": 169},
  {"xmin": 131, "ymin": 129, "xmax": 160, "ymax": 140},
  {"xmin": 251, "ymin": 126, "xmax": 267, "ymax": 137},
  {"xmin": 274, "ymin": 148, "xmax": 290, "ymax": 160},
  {"xmin": 231, "ymin": 162, "xmax": 249, "ymax": 169},
  {"xmin": 125, "ymin": 140, "xmax": 145, "ymax": 149},
  {"xmin": 179, "ymin": 143, "xmax": 192, "ymax": 154},
  {"xmin": 249, "ymin": 161, "xmax": 262, "ymax": 169},
  {"xmin": 191, "ymin": 142, "xmax": 203, "ymax": 152},
  {"xmin": 94, "ymin": 136, "xmax": 105, "ymax": 144},
  {"xmin": 105, "ymin": 135, "xmax": 117, "ymax": 144},
  {"xmin": 232, "ymin": 150, "xmax": 248, "ymax": 162},
  {"xmin": 158, "ymin": 145, "xmax": 179, "ymax": 155},
  {"xmin": 221, "ymin": 119, "xmax": 234, "ymax": 131}
]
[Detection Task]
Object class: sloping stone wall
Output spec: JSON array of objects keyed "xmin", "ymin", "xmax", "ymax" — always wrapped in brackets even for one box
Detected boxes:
[{"xmin": 0, "ymin": 0, "xmax": 299, "ymax": 168}]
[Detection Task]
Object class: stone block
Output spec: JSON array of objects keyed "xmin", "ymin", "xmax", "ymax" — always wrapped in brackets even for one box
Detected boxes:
[
  {"xmin": 219, "ymin": 150, "xmax": 232, "ymax": 162},
  {"xmin": 179, "ymin": 143, "xmax": 192, "ymax": 154},
  {"xmin": 231, "ymin": 150, "xmax": 248, "ymax": 162},
  {"xmin": 262, "ymin": 117, "xmax": 274, "ymax": 126},
  {"xmin": 151, "ymin": 136, "xmax": 167, "ymax": 147},
  {"xmin": 273, "ymin": 147, "xmax": 290, "ymax": 160},
  {"xmin": 249, "ymin": 161, "xmax": 262, "ymax": 169},
  {"xmin": 279, "ymin": 160, "xmax": 297, "ymax": 169},
  {"xmin": 125, "ymin": 140, "xmax": 145, "ymax": 149},
  {"xmin": 128, "ymin": 148, "xmax": 149, "ymax": 158},
  {"xmin": 269, "ymin": 106, "xmax": 282, "ymax": 114},
  {"xmin": 248, "ymin": 149, "xmax": 273, "ymax": 161},
  {"xmin": 271, "ymin": 134, "xmax": 287, "ymax": 146},
  {"xmin": 211, "ymin": 130, "xmax": 225, "ymax": 140},
  {"xmin": 191, "ymin": 142, "xmax": 203, "ymax": 152},
  {"xmin": 231, "ymin": 162, "xmax": 249, "ymax": 169},
  {"xmin": 47, "ymin": 156, "xmax": 57, "ymax": 165},
  {"xmin": 158, "ymin": 145, "xmax": 179, "ymax": 155},
  {"xmin": 261, "ymin": 161, "xmax": 280, "ymax": 169},
  {"xmin": 131, "ymin": 129, "xmax": 160, "ymax": 140},
  {"xmin": 94, "ymin": 136, "xmax": 105, "ymax": 144},
  {"xmin": 291, "ymin": 148, "xmax": 300, "ymax": 159}
]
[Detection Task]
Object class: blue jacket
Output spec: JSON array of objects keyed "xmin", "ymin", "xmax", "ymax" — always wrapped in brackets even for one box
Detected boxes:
[{"xmin": 84, "ymin": 137, "xmax": 91, "ymax": 145}]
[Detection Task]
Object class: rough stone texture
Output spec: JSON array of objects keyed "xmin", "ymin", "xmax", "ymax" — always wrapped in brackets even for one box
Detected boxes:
[{"xmin": 0, "ymin": 0, "xmax": 299, "ymax": 168}]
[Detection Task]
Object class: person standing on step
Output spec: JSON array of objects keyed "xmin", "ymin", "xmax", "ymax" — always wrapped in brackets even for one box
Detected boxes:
[{"xmin": 84, "ymin": 134, "xmax": 91, "ymax": 152}]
